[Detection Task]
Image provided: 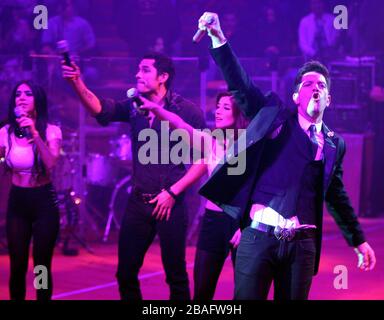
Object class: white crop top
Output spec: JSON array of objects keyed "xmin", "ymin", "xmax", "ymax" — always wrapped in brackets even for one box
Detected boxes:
[
  {"xmin": 204, "ymin": 138, "xmax": 226, "ymax": 212},
  {"xmin": 0, "ymin": 124, "xmax": 62, "ymax": 174}
]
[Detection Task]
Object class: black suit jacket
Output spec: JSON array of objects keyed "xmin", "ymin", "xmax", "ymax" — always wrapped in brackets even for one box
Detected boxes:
[{"xmin": 199, "ymin": 43, "xmax": 366, "ymax": 274}]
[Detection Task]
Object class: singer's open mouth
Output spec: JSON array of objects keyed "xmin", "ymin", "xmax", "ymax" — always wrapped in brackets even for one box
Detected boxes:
[{"xmin": 312, "ymin": 92, "xmax": 320, "ymax": 100}]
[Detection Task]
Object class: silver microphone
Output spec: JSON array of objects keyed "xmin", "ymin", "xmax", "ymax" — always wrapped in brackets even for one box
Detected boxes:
[
  {"xmin": 192, "ymin": 16, "xmax": 215, "ymax": 43},
  {"xmin": 127, "ymin": 88, "xmax": 148, "ymax": 116}
]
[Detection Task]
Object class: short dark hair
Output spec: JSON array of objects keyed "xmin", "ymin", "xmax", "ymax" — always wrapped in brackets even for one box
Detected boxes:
[
  {"xmin": 142, "ymin": 52, "xmax": 175, "ymax": 90},
  {"xmin": 294, "ymin": 60, "xmax": 330, "ymax": 92}
]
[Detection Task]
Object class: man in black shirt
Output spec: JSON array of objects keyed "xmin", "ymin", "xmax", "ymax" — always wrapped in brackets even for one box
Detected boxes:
[{"xmin": 62, "ymin": 53, "xmax": 205, "ymax": 300}]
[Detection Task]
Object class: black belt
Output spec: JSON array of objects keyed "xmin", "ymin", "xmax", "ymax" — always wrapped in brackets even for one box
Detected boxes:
[{"xmin": 251, "ymin": 221, "xmax": 317, "ymax": 241}]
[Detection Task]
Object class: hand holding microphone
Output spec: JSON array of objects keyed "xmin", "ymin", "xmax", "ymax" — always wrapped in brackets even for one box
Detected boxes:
[
  {"xmin": 194, "ymin": 12, "xmax": 227, "ymax": 47},
  {"xmin": 61, "ymin": 60, "xmax": 80, "ymax": 81},
  {"xmin": 58, "ymin": 40, "xmax": 81, "ymax": 81},
  {"xmin": 127, "ymin": 88, "xmax": 149, "ymax": 117},
  {"xmin": 193, "ymin": 13, "xmax": 215, "ymax": 43},
  {"xmin": 14, "ymin": 106, "xmax": 35, "ymax": 140},
  {"xmin": 127, "ymin": 88, "xmax": 163, "ymax": 118},
  {"xmin": 57, "ymin": 40, "xmax": 72, "ymax": 67}
]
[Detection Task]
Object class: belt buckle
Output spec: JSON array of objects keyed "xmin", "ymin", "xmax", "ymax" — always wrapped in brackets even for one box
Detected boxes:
[
  {"xmin": 142, "ymin": 193, "xmax": 154, "ymax": 204},
  {"xmin": 274, "ymin": 225, "xmax": 295, "ymax": 241}
]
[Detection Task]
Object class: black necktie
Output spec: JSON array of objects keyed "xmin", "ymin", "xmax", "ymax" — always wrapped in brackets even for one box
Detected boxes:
[{"xmin": 309, "ymin": 124, "xmax": 318, "ymax": 159}]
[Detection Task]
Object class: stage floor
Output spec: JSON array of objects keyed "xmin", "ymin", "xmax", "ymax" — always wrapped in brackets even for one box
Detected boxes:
[{"xmin": 0, "ymin": 215, "xmax": 383, "ymax": 300}]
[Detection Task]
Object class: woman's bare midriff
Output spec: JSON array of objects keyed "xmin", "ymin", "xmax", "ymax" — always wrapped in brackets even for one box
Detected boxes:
[{"xmin": 12, "ymin": 172, "xmax": 51, "ymax": 188}]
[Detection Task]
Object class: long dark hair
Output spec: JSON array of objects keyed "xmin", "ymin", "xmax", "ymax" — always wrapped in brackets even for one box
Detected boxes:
[
  {"xmin": 216, "ymin": 92, "xmax": 250, "ymax": 131},
  {"xmin": 6, "ymin": 80, "xmax": 49, "ymax": 181},
  {"xmin": 213, "ymin": 92, "xmax": 250, "ymax": 148}
]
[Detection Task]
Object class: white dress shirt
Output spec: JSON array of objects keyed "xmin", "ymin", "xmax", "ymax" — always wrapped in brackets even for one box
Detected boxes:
[{"xmin": 298, "ymin": 13, "xmax": 338, "ymax": 58}]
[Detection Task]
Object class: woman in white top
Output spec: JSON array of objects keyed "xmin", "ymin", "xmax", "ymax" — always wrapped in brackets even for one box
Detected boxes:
[
  {"xmin": 0, "ymin": 81, "xmax": 62, "ymax": 300},
  {"xmin": 139, "ymin": 92, "xmax": 249, "ymax": 300}
]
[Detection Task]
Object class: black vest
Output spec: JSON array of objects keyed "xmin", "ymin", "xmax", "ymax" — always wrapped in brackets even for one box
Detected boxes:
[{"xmin": 251, "ymin": 116, "xmax": 324, "ymax": 225}]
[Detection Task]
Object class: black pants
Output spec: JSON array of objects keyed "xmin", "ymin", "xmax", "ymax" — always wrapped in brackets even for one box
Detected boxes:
[
  {"xmin": 235, "ymin": 227, "xmax": 316, "ymax": 300},
  {"xmin": 6, "ymin": 183, "xmax": 60, "ymax": 300},
  {"xmin": 194, "ymin": 209, "xmax": 239, "ymax": 300},
  {"xmin": 116, "ymin": 191, "xmax": 190, "ymax": 300}
]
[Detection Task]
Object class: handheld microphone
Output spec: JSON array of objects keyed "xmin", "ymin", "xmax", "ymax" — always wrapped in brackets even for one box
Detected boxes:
[
  {"xmin": 192, "ymin": 16, "xmax": 215, "ymax": 43},
  {"xmin": 14, "ymin": 106, "xmax": 32, "ymax": 139},
  {"xmin": 127, "ymin": 88, "xmax": 148, "ymax": 116},
  {"xmin": 57, "ymin": 40, "xmax": 72, "ymax": 67}
]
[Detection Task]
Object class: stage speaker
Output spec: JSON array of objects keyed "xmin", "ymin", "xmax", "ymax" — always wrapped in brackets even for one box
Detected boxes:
[
  {"xmin": 323, "ymin": 104, "xmax": 368, "ymax": 133},
  {"xmin": 331, "ymin": 77, "xmax": 358, "ymax": 105},
  {"xmin": 338, "ymin": 132, "xmax": 374, "ymax": 217},
  {"xmin": 330, "ymin": 59, "xmax": 376, "ymax": 104}
]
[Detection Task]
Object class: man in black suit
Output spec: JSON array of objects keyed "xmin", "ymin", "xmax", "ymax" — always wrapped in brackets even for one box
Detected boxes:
[{"xmin": 197, "ymin": 12, "xmax": 376, "ymax": 300}]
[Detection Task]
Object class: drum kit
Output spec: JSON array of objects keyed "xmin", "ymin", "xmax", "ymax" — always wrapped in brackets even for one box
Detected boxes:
[
  {"xmin": 86, "ymin": 134, "xmax": 132, "ymax": 186},
  {"xmin": 52, "ymin": 132, "xmax": 134, "ymax": 249}
]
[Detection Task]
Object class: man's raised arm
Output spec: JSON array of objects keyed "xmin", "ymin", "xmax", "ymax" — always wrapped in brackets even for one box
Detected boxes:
[
  {"xmin": 198, "ymin": 12, "xmax": 266, "ymax": 118},
  {"xmin": 61, "ymin": 61, "xmax": 102, "ymax": 116}
]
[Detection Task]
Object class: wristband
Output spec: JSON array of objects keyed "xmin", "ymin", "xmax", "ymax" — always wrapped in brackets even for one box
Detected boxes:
[{"xmin": 165, "ymin": 187, "xmax": 177, "ymax": 200}]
